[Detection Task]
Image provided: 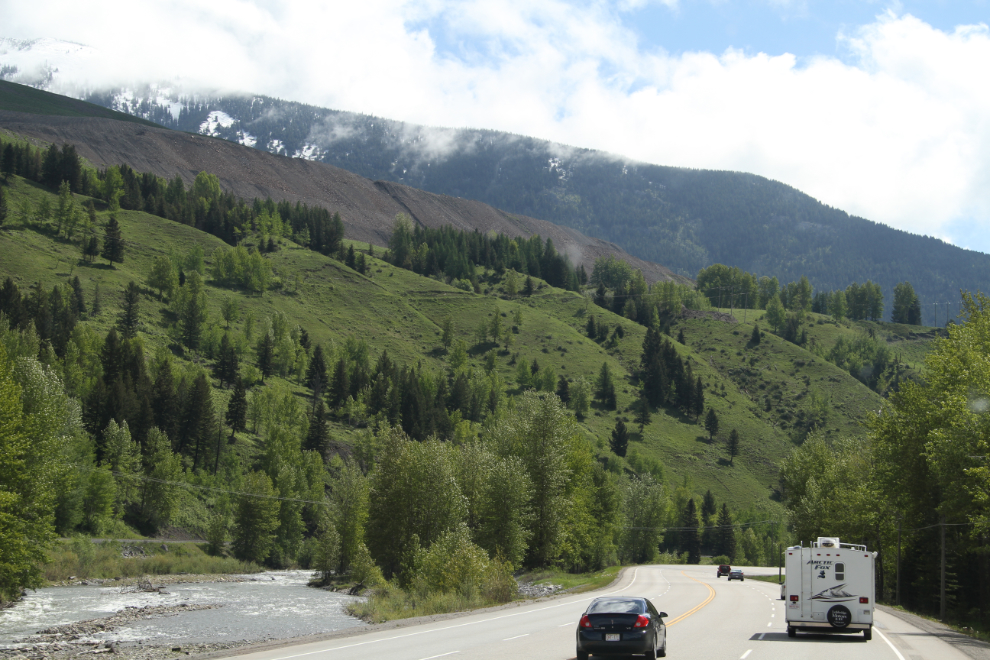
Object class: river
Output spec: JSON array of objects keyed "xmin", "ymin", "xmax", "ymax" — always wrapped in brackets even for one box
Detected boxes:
[{"xmin": 0, "ymin": 570, "xmax": 366, "ymax": 650}]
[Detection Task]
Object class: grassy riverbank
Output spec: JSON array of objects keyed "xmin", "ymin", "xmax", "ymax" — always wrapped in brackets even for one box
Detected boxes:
[
  {"xmin": 42, "ymin": 538, "xmax": 261, "ymax": 583},
  {"xmin": 346, "ymin": 565, "xmax": 623, "ymax": 624}
]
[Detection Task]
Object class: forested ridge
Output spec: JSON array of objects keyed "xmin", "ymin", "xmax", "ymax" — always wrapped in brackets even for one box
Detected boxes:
[{"xmin": 77, "ymin": 87, "xmax": 990, "ymax": 327}]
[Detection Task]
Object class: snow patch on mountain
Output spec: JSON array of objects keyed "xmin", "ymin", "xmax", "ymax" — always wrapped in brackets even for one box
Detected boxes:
[
  {"xmin": 200, "ymin": 110, "xmax": 236, "ymax": 136},
  {"xmin": 238, "ymin": 132, "xmax": 257, "ymax": 148},
  {"xmin": 293, "ymin": 144, "xmax": 321, "ymax": 161}
]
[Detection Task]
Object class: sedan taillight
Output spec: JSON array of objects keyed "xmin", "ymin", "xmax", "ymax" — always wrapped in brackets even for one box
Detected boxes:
[
  {"xmin": 580, "ymin": 615, "xmax": 593, "ymax": 628},
  {"xmin": 633, "ymin": 614, "xmax": 651, "ymax": 628}
]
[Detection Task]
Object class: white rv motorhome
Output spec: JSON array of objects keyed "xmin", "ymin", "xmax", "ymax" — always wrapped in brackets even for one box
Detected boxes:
[{"xmin": 784, "ymin": 537, "xmax": 876, "ymax": 640}]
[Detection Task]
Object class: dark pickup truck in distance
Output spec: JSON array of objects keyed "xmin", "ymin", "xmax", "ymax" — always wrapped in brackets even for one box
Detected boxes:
[{"xmin": 717, "ymin": 564, "xmax": 731, "ymax": 577}]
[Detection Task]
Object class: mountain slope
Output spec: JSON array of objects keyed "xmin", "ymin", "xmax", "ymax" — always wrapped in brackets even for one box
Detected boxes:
[
  {"xmin": 64, "ymin": 85, "xmax": 990, "ymax": 326},
  {"xmin": 0, "ymin": 100, "xmax": 685, "ymax": 286}
]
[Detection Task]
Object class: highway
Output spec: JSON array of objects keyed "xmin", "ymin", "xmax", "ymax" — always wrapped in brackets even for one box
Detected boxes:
[{"xmin": 217, "ymin": 565, "xmax": 974, "ymax": 660}]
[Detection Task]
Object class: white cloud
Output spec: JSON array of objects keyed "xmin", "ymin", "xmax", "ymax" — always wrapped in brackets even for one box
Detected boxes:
[{"xmin": 3, "ymin": 2, "xmax": 990, "ymax": 251}]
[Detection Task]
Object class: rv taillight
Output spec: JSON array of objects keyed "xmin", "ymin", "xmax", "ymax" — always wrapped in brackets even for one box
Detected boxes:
[
  {"xmin": 790, "ymin": 595, "xmax": 799, "ymax": 602},
  {"xmin": 860, "ymin": 597, "xmax": 869, "ymax": 604}
]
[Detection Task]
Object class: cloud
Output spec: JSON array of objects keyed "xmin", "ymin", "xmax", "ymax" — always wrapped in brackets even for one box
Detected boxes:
[{"xmin": 3, "ymin": 2, "xmax": 990, "ymax": 251}]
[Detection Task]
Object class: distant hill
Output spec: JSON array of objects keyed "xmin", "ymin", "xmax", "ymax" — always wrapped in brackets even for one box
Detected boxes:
[{"xmin": 68, "ymin": 86, "xmax": 990, "ymax": 326}]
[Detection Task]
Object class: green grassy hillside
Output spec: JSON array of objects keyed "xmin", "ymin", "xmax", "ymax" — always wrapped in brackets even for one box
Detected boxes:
[
  {"xmin": 0, "ymin": 79, "xmax": 159, "ymax": 125},
  {"xmin": 0, "ymin": 171, "xmax": 904, "ymax": 516}
]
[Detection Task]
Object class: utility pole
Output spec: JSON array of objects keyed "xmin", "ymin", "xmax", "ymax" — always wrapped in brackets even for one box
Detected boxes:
[
  {"xmin": 940, "ymin": 514, "xmax": 947, "ymax": 620},
  {"xmin": 896, "ymin": 515, "xmax": 902, "ymax": 606}
]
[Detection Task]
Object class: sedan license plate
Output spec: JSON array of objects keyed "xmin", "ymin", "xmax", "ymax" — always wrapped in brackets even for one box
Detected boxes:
[{"xmin": 605, "ymin": 634, "xmax": 620, "ymax": 642}]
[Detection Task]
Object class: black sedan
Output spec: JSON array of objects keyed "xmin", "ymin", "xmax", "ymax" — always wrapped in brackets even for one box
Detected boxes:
[{"xmin": 576, "ymin": 596, "xmax": 667, "ymax": 659}]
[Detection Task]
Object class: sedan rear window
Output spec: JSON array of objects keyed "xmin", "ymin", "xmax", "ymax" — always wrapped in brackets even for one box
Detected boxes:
[{"xmin": 587, "ymin": 599, "xmax": 644, "ymax": 614}]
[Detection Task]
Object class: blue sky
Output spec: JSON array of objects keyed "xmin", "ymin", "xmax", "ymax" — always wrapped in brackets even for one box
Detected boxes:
[
  {"xmin": 4, "ymin": 0, "xmax": 990, "ymax": 254},
  {"xmin": 624, "ymin": 1, "xmax": 988, "ymax": 59}
]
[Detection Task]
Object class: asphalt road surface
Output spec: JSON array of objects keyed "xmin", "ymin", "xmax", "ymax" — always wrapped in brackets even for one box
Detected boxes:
[{"xmin": 217, "ymin": 565, "xmax": 973, "ymax": 660}]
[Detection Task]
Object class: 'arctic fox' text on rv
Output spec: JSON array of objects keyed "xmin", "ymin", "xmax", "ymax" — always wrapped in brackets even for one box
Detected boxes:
[{"xmin": 784, "ymin": 537, "xmax": 876, "ymax": 640}]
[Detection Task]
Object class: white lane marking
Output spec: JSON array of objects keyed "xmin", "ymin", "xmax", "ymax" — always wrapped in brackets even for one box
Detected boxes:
[
  {"xmin": 741, "ymin": 651, "xmax": 752, "ymax": 659},
  {"xmin": 419, "ymin": 653, "xmax": 458, "ymax": 660},
  {"xmin": 267, "ymin": 567, "xmax": 647, "ymax": 660},
  {"xmin": 758, "ymin": 633, "xmax": 766, "ymax": 640},
  {"xmin": 559, "ymin": 622, "xmax": 574, "ymax": 627},
  {"xmin": 767, "ymin": 622, "xmax": 772, "ymax": 627},
  {"xmin": 503, "ymin": 634, "xmax": 529, "ymax": 641},
  {"xmin": 875, "ymin": 628, "xmax": 907, "ymax": 660}
]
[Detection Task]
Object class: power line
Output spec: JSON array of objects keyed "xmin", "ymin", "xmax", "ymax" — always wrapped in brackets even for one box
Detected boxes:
[{"xmin": 74, "ymin": 464, "xmax": 328, "ymax": 506}]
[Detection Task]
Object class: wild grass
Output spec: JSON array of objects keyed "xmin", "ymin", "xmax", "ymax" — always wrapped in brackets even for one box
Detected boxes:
[
  {"xmin": 516, "ymin": 565, "xmax": 622, "ymax": 593},
  {"xmin": 42, "ymin": 538, "xmax": 260, "ymax": 582}
]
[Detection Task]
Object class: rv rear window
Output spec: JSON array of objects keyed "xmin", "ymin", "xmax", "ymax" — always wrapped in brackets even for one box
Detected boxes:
[{"xmin": 835, "ymin": 563, "xmax": 845, "ymax": 580}]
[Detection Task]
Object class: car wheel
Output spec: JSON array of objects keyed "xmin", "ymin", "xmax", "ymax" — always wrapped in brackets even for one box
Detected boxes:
[
  {"xmin": 658, "ymin": 637, "xmax": 667, "ymax": 657},
  {"xmin": 577, "ymin": 650, "xmax": 589, "ymax": 660},
  {"xmin": 645, "ymin": 644, "xmax": 657, "ymax": 660},
  {"xmin": 787, "ymin": 626, "xmax": 796, "ymax": 638},
  {"xmin": 864, "ymin": 628, "xmax": 872, "ymax": 641}
]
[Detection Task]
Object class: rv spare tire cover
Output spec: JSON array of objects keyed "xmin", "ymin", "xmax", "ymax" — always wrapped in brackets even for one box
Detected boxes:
[{"xmin": 827, "ymin": 605, "xmax": 852, "ymax": 628}]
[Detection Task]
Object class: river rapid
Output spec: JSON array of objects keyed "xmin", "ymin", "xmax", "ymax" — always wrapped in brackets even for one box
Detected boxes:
[{"xmin": 0, "ymin": 570, "xmax": 366, "ymax": 652}]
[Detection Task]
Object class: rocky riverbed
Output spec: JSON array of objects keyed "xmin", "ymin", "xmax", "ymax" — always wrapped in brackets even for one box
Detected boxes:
[{"xmin": 0, "ymin": 571, "xmax": 365, "ymax": 657}]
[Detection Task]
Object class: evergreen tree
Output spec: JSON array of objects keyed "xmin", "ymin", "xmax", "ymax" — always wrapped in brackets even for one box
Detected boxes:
[
  {"xmin": 177, "ymin": 271, "xmax": 207, "ymax": 350},
  {"xmin": 750, "ymin": 324, "xmax": 761, "ymax": 346},
  {"xmin": 609, "ymin": 419, "xmax": 629, "ymax": 457},
  {"xmin": 715, "ymin": 503, "xmax": 736, "ymax": 560},
  {"xmin": 256, "ymin": 331, "xmax": 275, "ymax": 383},
  {"xmin": 595, "ymin": 362, "xmax": 617, "ymax": 410},
  {"xmin": 83, "ymin": 235, "xmax": 100, "ymax": 263},
  {"xmin": 704, "ymin": 407, "xmax": 719, "ymax": 442},
  {"xmin": 69, "ymin": 276, "xmax": 86, "ymax": 318},
  {"xmin": 635, "ymin": 395, "xmax": 651, "ymax": 434},
  {"xmin": 101, "ymin": 214, "xmax": 125, "ymax": 266},
  {"xmin": 700, "ymin": 490, "xmax": 717, "ymax": 555},
  {"xmin": 117, "ymin": 281, "xmax": 140, "ymax": 339},
  {"xmin": 556, "ymin": 375, "xmax": 570, "ymax": 404},
  {"xmin": 680, "ymin": 498, "xmax": 701, "ymax": 564},
  {"xmin": 329, "ymin": 357, "xmax": 350, "ymax": 409},
  {"xmin": 727, "ymin": 428, "xmax": 740, "ymax": 466},
  {"xmin": 214, "ymin": 333, "xmax": 239, "ymax": 388},
  {"xmin": 688, "ymin": 376, "xmax": 702, "ymax": 420},
  {"xmin": 586, "ymin": 315, "xmax": 597, "ymax": 338},
  {"xmin": 523, "ymin": 275, "xmax": 534, "ymax": 297},
  {"xmin": 305, "ymin": 344, "xmax": 328, "ymax": 399},
  {"xmin": 0, "ymin": 186, "xmax": 7, "ymax": 228},
  {"xmin": 92, "ymin": 282, "xmax": 101, "ymax": 316},
  {"xmin": 226, "ymin": 377, "xmax": 247, "ymax": 441},
  {"xmin": 441, "ymin": 316, "xmax": 454, "ymax": 349},
  {"xmin": 304, "ymin": 398, "xmax": 329, "ymax": 454}
]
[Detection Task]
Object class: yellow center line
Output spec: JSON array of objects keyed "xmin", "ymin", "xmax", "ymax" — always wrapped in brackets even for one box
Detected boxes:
[{"xmin": 665, "ymin": 572, "xmax": 716, "ymax": 627}]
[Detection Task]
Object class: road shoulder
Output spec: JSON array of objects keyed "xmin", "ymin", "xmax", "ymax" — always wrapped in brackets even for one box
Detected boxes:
[{"xmin": 877, "ymin": 605, "xmax": 990, "ymax": 660}]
